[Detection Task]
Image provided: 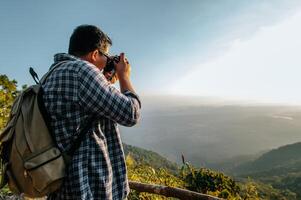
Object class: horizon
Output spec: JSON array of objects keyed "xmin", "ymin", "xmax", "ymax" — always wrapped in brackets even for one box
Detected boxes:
[{"xmin": 141, "ymin": 94, "xmax": 301, "ymax": 107}]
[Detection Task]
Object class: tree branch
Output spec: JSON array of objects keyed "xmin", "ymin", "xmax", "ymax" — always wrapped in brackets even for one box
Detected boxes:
[{"xmin": 129, "ymin": 181, "xmax": 224, "ymax": 200}]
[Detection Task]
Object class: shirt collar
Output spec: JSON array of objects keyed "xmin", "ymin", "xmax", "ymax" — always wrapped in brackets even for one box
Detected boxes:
[
  {"xmin": 51, "ymin": 53, "xmax": 104, "ymax": 73},
  {"xmin": 53, "ymin": 53, "xmax": 80, "ymax": 63}
]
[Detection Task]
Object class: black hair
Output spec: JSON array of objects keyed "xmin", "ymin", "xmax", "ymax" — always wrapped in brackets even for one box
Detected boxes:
[{"xmin": 68, "ymin": 25, "xmax": 112, "ymax": 56}]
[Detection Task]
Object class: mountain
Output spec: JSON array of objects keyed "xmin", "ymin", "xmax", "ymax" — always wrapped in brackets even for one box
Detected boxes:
[
  {"xmin": 208, "ymin": 153, "xmax": 263, "ymax": 172},
  {"xmin": 229, "ymin": 142, "xmax": 301, "ymax": 199},
  {"xmin": 231, "ymin": 142, "xmax": 301, "ymax": 176}
]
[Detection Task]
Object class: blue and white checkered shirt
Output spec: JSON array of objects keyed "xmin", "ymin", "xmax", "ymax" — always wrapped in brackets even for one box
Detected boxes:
[{"xmin": 42, "ymin": 53, "xmax": 141, "ymax": 200}]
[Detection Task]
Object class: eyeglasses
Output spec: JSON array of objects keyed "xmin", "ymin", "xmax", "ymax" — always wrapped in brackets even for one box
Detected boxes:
[{"xmin": 98, "ymin": 50, "xmax": 110, "ymax": 59}]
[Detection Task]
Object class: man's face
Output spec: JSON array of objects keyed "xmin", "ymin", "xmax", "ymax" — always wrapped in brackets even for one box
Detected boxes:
[{"xmin": 94, "ymin": 47, "xmax": 109, "ymax": 70}]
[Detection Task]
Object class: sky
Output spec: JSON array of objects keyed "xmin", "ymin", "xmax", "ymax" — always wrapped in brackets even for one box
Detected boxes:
[{"xmin": 1, "ymin": 0, "xmax": 301, "ymax": 104}]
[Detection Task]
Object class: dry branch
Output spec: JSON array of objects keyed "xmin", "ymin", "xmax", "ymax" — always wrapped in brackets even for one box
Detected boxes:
[{"xmin": 129, "ymin": 181, "xmax": 224, "ymax": 200}]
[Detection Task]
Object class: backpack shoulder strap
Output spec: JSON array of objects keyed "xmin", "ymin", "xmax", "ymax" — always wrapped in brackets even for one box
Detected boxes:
[
  {"xmin": 29, "ymin": 61, "xmax": 67, "ymax": 85},
  {"xmin": 32, "ymin": 61, "xmax": 94, "ymax": 158},
  {"xmin": 66, "ymin": 116, "xmax": 95, "ymax": 157}
]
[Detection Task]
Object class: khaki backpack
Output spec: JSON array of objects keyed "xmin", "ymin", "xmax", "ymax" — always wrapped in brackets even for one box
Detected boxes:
[{"xmin": 0, "ymin": 62, "xmax": 91, "ymax": 197}]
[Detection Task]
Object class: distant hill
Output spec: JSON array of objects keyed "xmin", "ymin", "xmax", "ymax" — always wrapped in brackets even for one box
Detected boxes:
[
  {"xmin": 123, "ymin": 143, "xmax": 179, "ymax": 173},
  {"xmin": 231, "ymin": 142, "xmax": 301, "ymax": 176},
  {"xmin": 230, "ymin": 142, "xmax": 301, "ymax": 199},
  {"xmin": 208, "ymin": 153, "xmax": 262, "ymax": 173}
]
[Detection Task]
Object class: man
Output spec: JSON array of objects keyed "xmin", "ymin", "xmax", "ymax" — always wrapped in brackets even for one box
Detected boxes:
[{"xmin": 43, "ymin": 25, "xmax": 141, "ymax": 199}]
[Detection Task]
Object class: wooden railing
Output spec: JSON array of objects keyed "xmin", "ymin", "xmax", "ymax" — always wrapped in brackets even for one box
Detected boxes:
[{"xmin": 129, "ymin": 181, "xmax": 224, "ymax": 200}]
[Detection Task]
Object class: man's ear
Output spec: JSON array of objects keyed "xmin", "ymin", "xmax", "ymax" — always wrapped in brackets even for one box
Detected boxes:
[{"xmin": 91, "ymin": 49, "xmax": 98, "ymax": 62}]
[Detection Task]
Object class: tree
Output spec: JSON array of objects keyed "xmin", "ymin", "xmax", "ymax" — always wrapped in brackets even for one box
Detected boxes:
[{"xmin": 0, "ymin": 74, "xmax": 18, "ymax": 131}]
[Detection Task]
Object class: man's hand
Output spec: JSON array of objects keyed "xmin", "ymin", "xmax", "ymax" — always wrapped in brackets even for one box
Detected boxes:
[
  {"xmin": 115, "ymin": 53, "xmax": 131, "ymax": 81},
  {"xmin": 103, "ymin": 53, "xmax": 131, "ymax": 84},
  {"xmin": 114, "ymin": 53, "xmax": 136, "ymax": 93}
]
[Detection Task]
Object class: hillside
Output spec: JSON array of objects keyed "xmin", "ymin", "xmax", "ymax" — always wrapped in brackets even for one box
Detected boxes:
[
  {"xmin": 232, "ymin": 142, "xmax": 301, "ymax": 175},
  {"xmin": 229, "ymin": 142, "xmax": 301, "ymax": 199},
  {"xmin": 123, "ymin": 143, "xmax": 179, "ymax": 173},
  {"xmin": 123, "ymin": 143, "xmax": 298, "ymax": 199}
]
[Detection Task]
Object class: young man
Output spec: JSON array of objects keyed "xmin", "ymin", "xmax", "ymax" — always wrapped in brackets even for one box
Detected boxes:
[{"xmin": 43, "ymin": 25, "xmax": 141, "ymax": 200}]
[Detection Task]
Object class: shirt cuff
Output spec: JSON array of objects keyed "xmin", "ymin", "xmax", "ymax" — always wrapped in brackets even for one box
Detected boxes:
[{"xmin": 123, "ymin": 90, "xmax": 141, "ymax": 108}]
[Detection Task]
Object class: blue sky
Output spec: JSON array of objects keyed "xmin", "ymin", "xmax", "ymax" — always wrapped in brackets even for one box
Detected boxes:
[{"xmin": 1, "ymin": 0, "xmax": 301, "ymax": 104}]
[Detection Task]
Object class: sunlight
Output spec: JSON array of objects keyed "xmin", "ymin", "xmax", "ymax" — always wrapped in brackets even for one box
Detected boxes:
[{"xmin": 170, "ymin": 10, "xmax": 301, "ymax": 104}]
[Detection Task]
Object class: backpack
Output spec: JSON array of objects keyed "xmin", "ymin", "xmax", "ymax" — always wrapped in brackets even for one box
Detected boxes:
[{"xmin": 0, "ymin": 62, "xmax": 91, "ymax": 197}]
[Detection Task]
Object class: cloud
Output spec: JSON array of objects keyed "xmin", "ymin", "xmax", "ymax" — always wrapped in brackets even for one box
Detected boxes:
[{"xmin": 170, "ymin": 10, "xmax": 301, "ymax": 104}]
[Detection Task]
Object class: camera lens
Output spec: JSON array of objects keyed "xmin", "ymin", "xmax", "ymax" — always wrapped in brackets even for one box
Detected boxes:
[{"xmin": 104, "ymin": 56, "xmax": 120, "ymax": 73}]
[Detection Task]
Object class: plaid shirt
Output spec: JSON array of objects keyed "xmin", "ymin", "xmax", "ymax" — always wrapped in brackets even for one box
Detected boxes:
[{"xmin": 42, "ymin": 53, "xmax": 141, "ymax": 200}]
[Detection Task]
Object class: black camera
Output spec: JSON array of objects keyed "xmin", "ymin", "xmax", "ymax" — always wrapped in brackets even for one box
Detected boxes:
[{"xmin": 103, "ymin": 55, "xmax": 120, "ymax": 73}]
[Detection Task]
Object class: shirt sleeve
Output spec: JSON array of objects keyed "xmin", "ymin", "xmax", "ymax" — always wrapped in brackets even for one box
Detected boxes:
[{"xmin": 78, "ymin": 63, "xmax": 141, "ymax": 127}]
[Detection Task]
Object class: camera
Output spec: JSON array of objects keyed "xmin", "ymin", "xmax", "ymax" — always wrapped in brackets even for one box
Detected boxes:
[
  {"xmin": 103, "ymin": 55, "xmax": 120, "ymax": 73},
  {"xmin": 103, "ymin": 55, "xmax": 120, "ymax": 81}
]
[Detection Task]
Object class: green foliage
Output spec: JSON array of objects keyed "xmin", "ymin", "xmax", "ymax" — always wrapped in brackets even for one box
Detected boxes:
[
  {"xmin": 238, "ymin": 179, "xmax": 262, "ymax": 200},
  {"xmin": 244, "ymin": 179, "xmax": 297, "ymax": 200},
  {"xmin": 0, "ymin": 74, "xmax": 20, "ymax": 195},
  {"xmin": 124, "ymin": 144, "xmax": 296, "ymax": 200},
  {"xmin": 271, "ymin": 174, "xmax": 301, "ymax": 199},
  {"xmin": 0, "ymin": 74, "xmax": 18, "ymax": 131},
  {"xmin": 126, "ymin": 154, "xmax": 184, "ymax": 200},
  {"xmin": 180, "ymin": 162, "xmax": 241, "ymax": 199},
  {"xmin": 123, "ymin": 144, "xmax": 179, "ymax": 174},
  {"xmin": 126, "ymin": 155, "xmax": 267, "ymax": 200}
]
